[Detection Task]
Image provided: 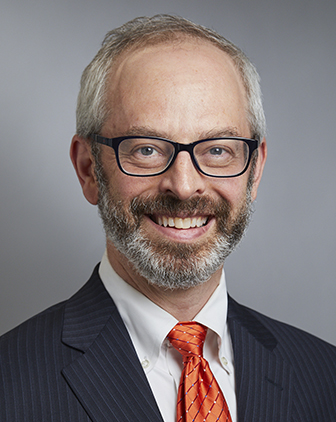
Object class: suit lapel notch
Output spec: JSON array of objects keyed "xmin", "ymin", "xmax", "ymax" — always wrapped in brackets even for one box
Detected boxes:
[
  {"xmin": 228, "ymin": 298, "xmax": 293, "ymax": 421},
  {"xmin": 62, "ymin": 312, "xmax": 163, "ymax": 421},
  {"xmin": 61, "ymin": 268, "xmax": 163, "ymax": 421},
  {"xmin": 61, "ymin": 266, "xmax": 116, "ymax": 352}
]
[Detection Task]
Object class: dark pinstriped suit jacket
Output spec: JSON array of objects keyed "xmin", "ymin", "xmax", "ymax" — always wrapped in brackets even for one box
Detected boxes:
[{"xmin": 1, "ymin": 265, "xmax": 336, "ymax": 421}]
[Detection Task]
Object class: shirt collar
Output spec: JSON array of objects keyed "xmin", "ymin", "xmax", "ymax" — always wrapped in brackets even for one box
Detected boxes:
[{"xmin": 99, "ymin": 249, "xmax": 230, "ymax": 371}]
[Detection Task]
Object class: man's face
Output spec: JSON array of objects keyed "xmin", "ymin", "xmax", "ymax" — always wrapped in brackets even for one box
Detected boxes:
[{"xmin": 95, "ymin": 39, "xmax": 265, "ymax": 289}]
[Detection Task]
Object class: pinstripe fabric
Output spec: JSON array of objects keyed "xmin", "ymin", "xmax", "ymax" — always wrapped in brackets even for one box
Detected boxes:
[
  {"xmin": 0, "ymin": 265, "xmax": 163, "ymax": 422},
  {"xmin": 62, "ymin": 310, "xmax": 163, "ymax": 421},
  {"xmin": 0, "ymin": 300, "xmax": 90, "ymax": 422},
  {"xmin": 1, "ymin": 267, "xmax": 336, "ymax": 421},
  {"xmin": 228, "ymin": 297, "xmax": 336, "ymax": 421}
]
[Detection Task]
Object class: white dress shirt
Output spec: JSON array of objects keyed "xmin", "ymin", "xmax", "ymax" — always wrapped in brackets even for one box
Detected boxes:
[{"xmin": 99, "ymin": 250, "xmax": 237, "ymax": 422}]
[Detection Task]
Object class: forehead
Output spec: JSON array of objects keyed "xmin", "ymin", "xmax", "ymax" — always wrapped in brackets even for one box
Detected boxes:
[
  {"xmin": 104, "ymin": 38, "xmax": 249, "ymax": 138},
  {"xmin": 109, "ymin": 38, "xmax": 245, "ymax": 93}
]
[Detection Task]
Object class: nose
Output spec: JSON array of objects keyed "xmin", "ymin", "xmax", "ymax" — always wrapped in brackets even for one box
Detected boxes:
[{"xmin": 158, "ymin": 151, "xmax": 206, "ymax": 200}]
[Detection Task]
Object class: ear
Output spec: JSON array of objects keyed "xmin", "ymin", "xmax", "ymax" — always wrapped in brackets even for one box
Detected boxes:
[
  {"xmin": 70, "ymin": 135, "xmax": 99, "ymax": 205},
  {"xmin": 250, "ymin": 138, "xmax": 267, "ymax": 202}
]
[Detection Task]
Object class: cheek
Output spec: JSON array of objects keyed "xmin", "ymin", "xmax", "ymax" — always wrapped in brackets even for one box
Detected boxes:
[
  {"xmin": 212, "ymin": 176, "xmax": 249, "ymax": 206},
  {"xmin": 107, "ymin": 168, "xmax": 161, "ymax": 200},
  {"xmin": 100, "ymin": 153, "xmax": 151, "ymax": 198}
]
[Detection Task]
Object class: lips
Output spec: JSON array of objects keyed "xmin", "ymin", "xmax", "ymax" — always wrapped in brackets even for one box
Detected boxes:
[{"xmin": 154, "ymin": 215, "xmax": 208, "ymax": 229}]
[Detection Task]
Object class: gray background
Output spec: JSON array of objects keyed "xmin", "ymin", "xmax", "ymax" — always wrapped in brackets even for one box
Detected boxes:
[{"xmin": 1, "ymin": 0, "xmax": 335, "ymax": 345}]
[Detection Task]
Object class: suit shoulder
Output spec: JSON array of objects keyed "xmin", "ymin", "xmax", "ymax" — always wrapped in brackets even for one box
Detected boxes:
[
  {"xmin": 0, "ymin": 299, "xmax": 67, "ymax": 353},
  {"xmin": 229, "ymin": 297, "xmax": 336, "ymax": 419},
  {"xmin": 229, "ymin": 296, "xmax": 336, "ymax": 361},
  {"xmin": 252, "ymin": 306, "xmax": 335, "ymax": 352},
  {"xmin": 0, "ymin": 265, "xmax": 102, "ymax": 348}
]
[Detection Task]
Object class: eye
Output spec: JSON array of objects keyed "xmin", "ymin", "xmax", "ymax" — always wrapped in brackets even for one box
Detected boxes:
[
  {"xmin": 138, "ymin": 146, "xmax": 157, "ymax": 156},
  {"xmin": 209, "ymin": 147, "xmax": 227, "ymax": 156}
]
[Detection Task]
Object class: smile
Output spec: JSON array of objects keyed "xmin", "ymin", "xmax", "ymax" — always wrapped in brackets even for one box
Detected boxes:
[{"xmin": 154, "ymin": 215, "xmax": 208, "ymax": 229}]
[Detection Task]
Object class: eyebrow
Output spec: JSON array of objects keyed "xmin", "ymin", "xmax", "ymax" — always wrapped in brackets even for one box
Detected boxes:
[
  {"xmin": 121, "ymin": 125, "xmax": 243, "ymax": 140},
  {"xmin": 200, "ymin": 127, "xmax": 242, "ymax": 139}
]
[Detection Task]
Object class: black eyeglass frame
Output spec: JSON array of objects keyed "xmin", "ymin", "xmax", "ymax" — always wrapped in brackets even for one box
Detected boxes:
[{"xmin": 91, "ymin": 134, "xmax": 260, "ymax": 178}]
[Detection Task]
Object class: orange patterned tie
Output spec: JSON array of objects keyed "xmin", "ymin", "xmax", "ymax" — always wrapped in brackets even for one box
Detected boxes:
[{"xmin": 168, "ymin": 322, "xmax": 232, "ymax": 422}]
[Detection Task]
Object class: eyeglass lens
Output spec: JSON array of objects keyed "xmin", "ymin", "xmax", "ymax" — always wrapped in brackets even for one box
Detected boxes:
[{"xmin": 118, "ymin": 138, "xmax": 249, "ymax": 176}]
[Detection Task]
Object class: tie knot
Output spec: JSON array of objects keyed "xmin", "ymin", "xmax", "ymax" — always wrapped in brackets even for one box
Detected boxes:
[{"xmin": 168, "ymin": 322, "xmax": 207, "ymax": 359}]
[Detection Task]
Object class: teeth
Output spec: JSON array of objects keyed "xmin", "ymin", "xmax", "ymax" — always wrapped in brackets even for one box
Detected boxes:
[
  {"xmin": 156, "ymin": 216, "xmax": 208, "ymax": 229},
  {"xmin": 183, "ymin": 218, "xmax": 191, "ymax": 229}
]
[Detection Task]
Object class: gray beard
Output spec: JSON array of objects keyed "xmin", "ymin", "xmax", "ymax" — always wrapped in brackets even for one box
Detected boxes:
[{"xmin": 94, "ymin": 155, "xmax": 253, "ymax": 290}]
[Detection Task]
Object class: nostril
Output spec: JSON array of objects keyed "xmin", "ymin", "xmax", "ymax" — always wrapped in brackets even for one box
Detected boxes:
[{"xmin": 158, "ymin": 152, "xmax": 206, "ymax": 200}]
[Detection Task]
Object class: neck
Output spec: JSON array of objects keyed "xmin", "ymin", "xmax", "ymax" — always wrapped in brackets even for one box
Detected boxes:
[{"xmin": 106, "ymin": 242, "xmax": 222, "ymax": 321}]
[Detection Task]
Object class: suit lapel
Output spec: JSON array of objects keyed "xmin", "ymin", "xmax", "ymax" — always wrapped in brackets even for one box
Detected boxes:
[
  {"xmin": 228, "ymin": 297, "xmax": 293, "ymax": 422},
  {"xmin": 61, "ymin": 267, "xmax": 294, "ymax": 421},
  {"xmin": 61, "ymin": 267, "xmax": 163, "ymax": 422}
]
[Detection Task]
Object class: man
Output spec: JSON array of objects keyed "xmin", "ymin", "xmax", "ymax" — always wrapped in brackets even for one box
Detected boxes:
[{"xmin": 1, "ymin": 14, "xmax": 335, "ymax": 422}]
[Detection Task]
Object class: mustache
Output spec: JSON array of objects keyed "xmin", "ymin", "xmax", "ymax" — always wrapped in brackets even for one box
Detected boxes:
[{"xmin": 129, "ymin": 194, "xmax": 231, "ymax": 219}]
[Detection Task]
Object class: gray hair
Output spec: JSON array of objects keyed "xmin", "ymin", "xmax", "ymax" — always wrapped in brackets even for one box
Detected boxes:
[{"xmin": 76, "ymin": 14, "xmax": 266, "ymax": 141}]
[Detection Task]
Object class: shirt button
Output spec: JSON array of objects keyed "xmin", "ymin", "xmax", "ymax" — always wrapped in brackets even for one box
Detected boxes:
[
  {"xmin": 221, "ymin": 357, "xmax": 228, "ymax": 367},
  {"xmin": 141, "ymin": 359, "xmax": 150, "ymax": 369}
]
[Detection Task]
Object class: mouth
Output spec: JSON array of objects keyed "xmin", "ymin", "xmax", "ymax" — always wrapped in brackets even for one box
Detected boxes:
[{"xmin": 150, "ymin": 215, "xmax": 209, "ymax": 230}]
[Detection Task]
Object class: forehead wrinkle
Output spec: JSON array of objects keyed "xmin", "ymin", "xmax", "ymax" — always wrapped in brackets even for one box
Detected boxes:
[{"xmin": 116, "ymin": 125, "xmax": 243, "ymax": 141}]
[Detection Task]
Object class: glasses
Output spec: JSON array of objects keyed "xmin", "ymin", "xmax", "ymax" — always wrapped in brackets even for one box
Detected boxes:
[{"xmin": 91, "ymin": 134, "xmax": 260, "ymax": 178}]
